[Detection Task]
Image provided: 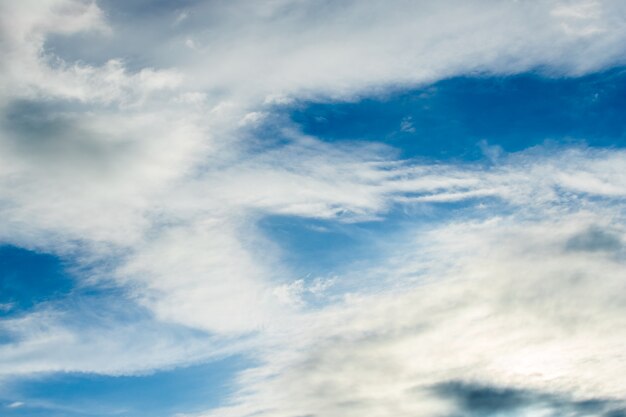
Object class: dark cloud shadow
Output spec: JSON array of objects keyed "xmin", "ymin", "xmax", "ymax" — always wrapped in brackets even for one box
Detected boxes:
[
  {"xmin": 565, "ymin": 226, "xmax": 623, "ymax": 254},
  {"xmin": 432, "ymin": 381, "xmax": 625, "ymax": 417}
]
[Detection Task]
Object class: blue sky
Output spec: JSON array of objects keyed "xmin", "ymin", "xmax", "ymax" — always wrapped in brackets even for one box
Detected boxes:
[
  {"xmin": 0, "ymin": 246, "xmax": 73, "ymax": 315},
  {"xmin": 1, "ymin": 355, "xmax": 247, "ymax": 417},
  {"xmin": 290, "ymin": 69, "xmax": 626, "ymax": 159},
  {"xmin": 1, "ymin": 1, "xmax": 626, "ymax": 417}
]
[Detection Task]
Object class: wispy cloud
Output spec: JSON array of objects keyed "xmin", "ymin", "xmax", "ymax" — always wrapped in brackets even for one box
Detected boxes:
[
  {"xmin": 1, "ymin": 1, "xmax": 626, "ymax": 416},
  {"xmin": 201, "ymin": 208, "xmax": 626, "ymax": 417}
]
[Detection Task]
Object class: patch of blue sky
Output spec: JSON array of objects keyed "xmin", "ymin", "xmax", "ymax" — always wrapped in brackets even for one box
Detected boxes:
[
  {"xmin": 0, "ymin": 246, "xmax": 74, "ymax": 317},
  {"xmin": 0, "ymin": 245, "xmax": 142, "ymax": 327},
  {"xmin": 259, "ymin": 195, "xmax": 506, "ymax": 289},
  {"xmin": 0, "ymin": 355, "xmax": 248, "ymax": 417},
  {"xmin": 259, "ymin": 215, "xmax": 400, "ymax": 278},
  {"xmin": 288, "ymin": 68, "xmax": 626, "ymax": 160}
]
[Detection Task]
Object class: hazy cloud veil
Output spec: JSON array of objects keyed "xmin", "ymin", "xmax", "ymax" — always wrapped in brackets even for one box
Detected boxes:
[{"xmin": 1, "ymin": 1, "xmax": 626, "ymax": 416}]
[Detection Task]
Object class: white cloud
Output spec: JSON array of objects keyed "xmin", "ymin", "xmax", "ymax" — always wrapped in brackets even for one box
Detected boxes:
[
  {"xmin": 0, "ymin": 0, "xmax": 180, "ymax": 105},
  {"xmin": 1, "ymin": 2, "xmax": 626, "ymax": 415},
  {"xmin": 158, "ymin": 0, "xmax": 626, "ymax": 101},
  {"xmin": 0, "ymin": 301, "xmax": 251, "ymax": 377},
  {"xmin": 200, "ymin": 211, "xmax": 626, "ymax": 417}
]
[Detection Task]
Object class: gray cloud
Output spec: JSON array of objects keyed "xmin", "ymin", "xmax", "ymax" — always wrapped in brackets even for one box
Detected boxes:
[
  {"xmin": 434, "ymin": 382, "xmax": 625, "ymax": 417},
  {"xmin": 566, "ymin": 226, "xmax": 623, "ymax": 253}
]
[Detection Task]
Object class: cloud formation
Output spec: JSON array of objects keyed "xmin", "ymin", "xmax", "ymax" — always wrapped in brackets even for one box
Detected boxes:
[
  {"xmin": 1, "ymin": 1, "xmax": 626, "ymax": 416},
  {"xmin": 201, "ymin": 205, "xmax": 626, "ymax": 416}
]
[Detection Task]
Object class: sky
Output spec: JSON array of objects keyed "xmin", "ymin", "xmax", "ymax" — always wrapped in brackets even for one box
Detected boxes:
[{"xmin": 1, "ymin": 0, "xmax": 626, "ymax": 416}]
